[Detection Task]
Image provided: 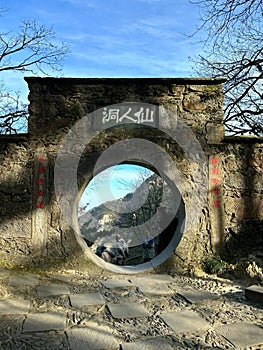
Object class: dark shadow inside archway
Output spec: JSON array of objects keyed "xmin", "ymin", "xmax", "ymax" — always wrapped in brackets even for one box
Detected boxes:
[{"xmin": 77, "ymin": 162, "xmax": 185, "ymax": 273}]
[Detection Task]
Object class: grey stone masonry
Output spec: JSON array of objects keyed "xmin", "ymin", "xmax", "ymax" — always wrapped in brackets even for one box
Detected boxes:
[
  {"xmin": 129, "ymin": 274, "xmax": 175, "ymax": 286},
  {"xmin": 177, "ymin": 289, "xmax": 220, "ymax": 304},
  {"xmin": 102, "ymin": 279, "xmax": 133, "ymax": 289},
  {"xmin": 215, "ymin": 322, "xmax": 263, "ymax": 348},
  {"xmin": 138, "ymin": 284, "xmax": 174, "ymax": 296},
  {"xmin": 69, "ymin": 292, "xmax": 105, "ymax": 308},
  {"xmin": 107, "ymin": 302, "xmax": 150, "ymax": 319},
  {"xmin": 66, "ymin": 324, "xmax": 119, "ymax": 350},
  {"xmin": 160, "ymin": 309, "xmax": 210, "ymax": 334},
  {"xmin": 8, "ymin": 274, "xmax": 39, "ymax": 286},
  {"xmin": 0, "ymin": 270, "xmax": 262, "ymax": 349},
  {"xmin": 22, "ymin": 311, "xmax": 67, "ymax": 332},
  {"xmin": 47, "ymin": 273, "xmax": 76, "ymax": 283},
  {"xmin": 121, "ymin": 337, "xmax": 175, "ymax": 350},
  {"xmin": 37, "ymin": 284, "xmax": 70, "ymax": 297},
  {"xmin": 0, "ymin": 298, "xmax": 30, "ymax": 315}
]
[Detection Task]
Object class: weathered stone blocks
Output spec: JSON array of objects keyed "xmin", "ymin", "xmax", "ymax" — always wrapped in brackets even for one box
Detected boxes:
[{"xmin": 0, "ymin": 77, "xmax": 262, "ymax": 272}]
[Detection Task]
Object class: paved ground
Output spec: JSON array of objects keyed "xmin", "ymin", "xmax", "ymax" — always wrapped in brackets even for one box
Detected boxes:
[{"xmin": 0, "ymin": 267, "xmax": 262, "ymax": 349}]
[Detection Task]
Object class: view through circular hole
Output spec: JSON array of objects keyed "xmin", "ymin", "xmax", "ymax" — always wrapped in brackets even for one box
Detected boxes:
[{"xmin": 78, "ymin": 163, "xmax": 183, "ymax": 268}]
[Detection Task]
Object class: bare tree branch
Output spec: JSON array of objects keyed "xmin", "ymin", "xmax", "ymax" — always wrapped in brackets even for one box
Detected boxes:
[
  {"xmin": 0, "ymin": 13, "xmax": 69, "ymax": 134},
  {"xmin": 190, "ymin": 0, "xmax": 263, "ymax": 135},
  {"xmin": 0, "ymin": 20, "xmax": 68, "ymax": 74},
  {"xmin": 0, "ymin": 83, "xmax": 28, "ymax": 133}
]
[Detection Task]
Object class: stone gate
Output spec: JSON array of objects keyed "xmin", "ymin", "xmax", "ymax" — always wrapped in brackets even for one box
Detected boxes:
[{"xmin": 0, "ymin": 78, "xmax": 262, "ymax": 273}]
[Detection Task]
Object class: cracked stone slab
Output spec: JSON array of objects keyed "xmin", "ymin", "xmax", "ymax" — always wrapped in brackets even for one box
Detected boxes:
[
  {"xmin": 70, "ymin": 293, "xmax": 105, "ymax": 308},
  {"xmin": 8, "ymin": 274, "xmax": 40, "ymax": 286},
  {"xmin": 138, "ymin": 284, "xmax": 174, "ymax": 297},
  {"xmin": 107, "ymin": 302, "xmax": 150, "ymax": 319},
  {"xmin": 0, "ymin": 298, "xmax": 30, "ymax": 315},
  {"xmin": 177, "ymin": 289, "xmax": 219, "ymax": 304},
  {"xmin": 22, "ymin": 311, "xmax": 67, "ymax": 332},
  {"xmin": 160, "ymin": 309, "xmax": 210, "ymax": 334},
  {"xmin": 47, "ymin": 273, "xmax": 76, "ymax": 283},
  {"xmin": 37, "ymin": 284, "xmax": 70, "ymax": 297},
  {"xmin": 102, "ymin": 279, "xmax": 133, "ymax": 289},
  {"xmin": 66, "ymin": 324, "xmax": 119, "ymax": 350},
  {"xmin": 129, "ymin": 274, "xmax": 175, "ymax": 286},
  {"xmin": 215, "ymin": 322, "xmax": 263, "ymax": 348},
  {"xmin": 121, "ymin": 337, "xmax": 174, "ymax": 350}
]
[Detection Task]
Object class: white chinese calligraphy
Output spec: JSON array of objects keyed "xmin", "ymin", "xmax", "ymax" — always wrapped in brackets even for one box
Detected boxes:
[{"xmin": 102, "ymin": 107, "xmax": 154, "ymax": 125}]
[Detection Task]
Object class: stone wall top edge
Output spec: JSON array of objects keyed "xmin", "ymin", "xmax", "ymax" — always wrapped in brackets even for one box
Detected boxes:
[
  {"xmin": 24, "ymin": 76, "xmax": 227, "ymax": 85},
  {"xmin": 223, "ymin": 135, "xmax": 263, "ymax": 144},
  {"xmin": 0, "ymin": 133, "xmax": 28, "ymax": 143}
]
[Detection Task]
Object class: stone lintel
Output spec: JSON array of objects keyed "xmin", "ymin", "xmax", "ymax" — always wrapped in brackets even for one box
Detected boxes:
[{"xmin": 25, "ymin": 76, "xmax": 226, "ymax": 87}]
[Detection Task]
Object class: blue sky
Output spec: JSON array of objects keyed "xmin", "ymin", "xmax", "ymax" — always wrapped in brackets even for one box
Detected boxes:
[
  {"xmin": 1, "ymin": 0, "xmax": 205, "ymax": 210},
  {"xmin": 79, "ymin": 164, "xmax": 153, "ymax": 211},
  {"xmin": 1, "ymin": 0, "xmax": 204, "ymax": 101}
]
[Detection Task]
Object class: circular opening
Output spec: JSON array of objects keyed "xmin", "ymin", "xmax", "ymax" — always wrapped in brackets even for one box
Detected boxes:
[{"xmin": 78, "ymin": 163, "xmax": 185, "ymax": 273}]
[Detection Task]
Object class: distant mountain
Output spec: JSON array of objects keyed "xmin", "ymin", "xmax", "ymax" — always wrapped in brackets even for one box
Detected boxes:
[
  {"xmin": 78, "ymin": 172, "xmax": 177, "ymax": 253},
  {"xmin": 79, "ymin": 172, "xmax": 162, "ymax": 226},
  {"xmin": 79, "ymin": 174, "xmax": 162, "ymax": 220},
  {"xmin": 78, "ymin": 172, "xmax": 180, "ymax": 265}
]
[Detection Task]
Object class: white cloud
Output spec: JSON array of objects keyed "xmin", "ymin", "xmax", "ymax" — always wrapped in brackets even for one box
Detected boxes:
[
  {"xmin": 135, "ymin": 0, "xmax": 162, "ymax": 3},
  {"xmin": 65, "ymin": 43, "xmax": 196, "ymax": 78},
  {"xmin": 59, "ymin": 0, "xmax": 99, "ymax": 9}
]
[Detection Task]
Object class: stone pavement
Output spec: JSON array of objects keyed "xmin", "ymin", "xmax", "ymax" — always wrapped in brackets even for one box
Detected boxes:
[{"xmin": 0, "ymin": 269, "xmax": 262, "ymax": 349}]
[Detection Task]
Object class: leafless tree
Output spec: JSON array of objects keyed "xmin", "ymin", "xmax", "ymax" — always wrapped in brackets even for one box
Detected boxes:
[
  {"xmin": 0, "ymin": 11, "xmax": 69, "ymax": 133},
  {"xmin": 115, "ymin": 165, "xmax": 163, "ymax": 224},
  {"xmin": 191, "ymin": 0, "xmax": 263, "ymax": 136}
]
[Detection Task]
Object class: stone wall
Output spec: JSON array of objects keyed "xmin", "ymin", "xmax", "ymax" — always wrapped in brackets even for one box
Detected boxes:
[
  {"xmin": 0, "ymin": 135, "xmax": 33, "ymax": 261},
  {"xmin": 221, "ymin": 138, "xmax": 263, "ymax": 256},
  {"xmin": 0, "ymin": 78, "xmax": 262, "ymax": 272}
]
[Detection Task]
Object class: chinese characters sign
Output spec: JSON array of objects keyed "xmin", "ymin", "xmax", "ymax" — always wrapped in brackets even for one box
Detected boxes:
[
  {"xmin": 35, "ymin": 156, "xmax": 47, "ymax": 210},
  {"xmin": 94, "ymin": 104, "xmax": 158, "ymax": 130},
  {"xmin": 210, "ymin": 156, "xmax": 221, "ymax": 209},
  {"xmin": 33, "ymin": 154, "xmax": 48, "ymax": 249},
  {"xmin": 209, "ymin": 155, "xmax": 225, "ymax": 253}
]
